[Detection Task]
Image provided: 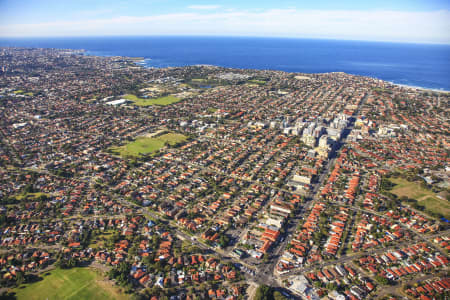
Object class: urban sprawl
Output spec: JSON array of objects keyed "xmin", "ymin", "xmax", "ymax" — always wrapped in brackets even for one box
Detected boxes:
[{"xmin": 0, "ymin": 48, "xmax": 449, "ymax": 300}]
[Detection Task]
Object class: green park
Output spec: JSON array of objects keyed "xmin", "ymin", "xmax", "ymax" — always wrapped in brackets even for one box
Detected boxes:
[
  {"xmin": 13, "ymin": 267, "xmax": 129, "ymax": 300},
  {"xmin": 123, "ymin": 94, "xmax": 181, "ymax": 106},
  {"xmin": 388, "ymin": 177, "xmax": 449, "ymax": 219},
  {"xmin": 110, "ymin": 132, "xmax": 187, "ymax": 158}
]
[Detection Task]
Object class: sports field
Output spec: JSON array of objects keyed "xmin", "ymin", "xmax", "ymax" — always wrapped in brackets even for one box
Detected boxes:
[
  {"xmin": 248, "ymin": 79, "xmax": 266, "ymax": 85},
  {"xmin": 389, "ymin": 177, "xmax": 449, "ymax": 219},
  {"xmin": 15, "ymin": 192, "xmax": 48, "ymax": 201},
  {"xmin": 110, "ymin": 132, "xmax": 187, "ymax": 158},
  {"xmin": 13, "ymin": 90, "xmax": 33, "ymax": 96},
  {"xmin": 123, "ymin": 94, "xmax": 181, "ymax": 106},
  {"xmin": 14, "ymin": 267, "xmax": 129, "ymax": 300}
]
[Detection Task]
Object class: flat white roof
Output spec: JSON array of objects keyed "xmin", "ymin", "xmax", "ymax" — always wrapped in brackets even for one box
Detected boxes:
[{"xmin": 106, "ymin": 99, "xmax": 127, "ymax": 106}]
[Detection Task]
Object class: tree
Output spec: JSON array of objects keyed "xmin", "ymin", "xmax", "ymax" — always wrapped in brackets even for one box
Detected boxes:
[
  {"xmin": 0, "ymin": 291, "xmax": 16, "ymax": 300},
  {"xmin": 0, "ymin": 214, "xmax": 6, "ymax": 226},
  {"xmin": 254, "ymin": 284, "xmax": 274, "ymax": 300},
  {"xmin": 326, "ymin": 282, "xmax": 338, "ymax": 290},
  {"xmin": 129, "ymin": 244, "xmax": 139, "ymax": 257},
  {"xmin": 273, "ymin": 291, "xmax": 288, "ymax": 300},
  {"xmin": 15, "ymin": 271, "xmax": 25, "ymax": 285},
  {"xmin": 23, "ymin": 184, "xmax": 34, "ymax": 194},
  {"xmin": 118, "ymin": 261, "xmax": 131, "ymax": 274},
  {"xmin": 218, "ymin": 234, "xmax": 230, "ymax": 248},
  {"xmin": 375, "ymin": 275, "xmax": 389, "ymax": 285}
]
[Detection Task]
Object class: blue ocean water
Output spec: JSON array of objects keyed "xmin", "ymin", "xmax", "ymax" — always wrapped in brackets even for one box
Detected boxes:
[{"xmin": 0, "ymin": 36, "xmax": 449, "ymax": 90}]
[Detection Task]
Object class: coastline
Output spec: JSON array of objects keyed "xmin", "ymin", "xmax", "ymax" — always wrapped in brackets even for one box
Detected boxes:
[
  {"xmin": 129, "ymin": 59, "xmax": 450, "ymax": 93},
  {"xmin": 387, "ymin": 82, "xmax": 449, "ymax": 93},
  {"xmin": 6, "ymin": 42, "xmax": 450, "ymax": 93}
]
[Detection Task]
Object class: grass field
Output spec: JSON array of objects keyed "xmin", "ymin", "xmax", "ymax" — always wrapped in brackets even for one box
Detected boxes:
[
  {"xmin": 89, "ymin": 229, "xmax": 114, "ymax": 249},
  {"xmin": 248, "ymin": 79, "xmax": 266, "ymax": 85},
  {"xmin": 389, "ymin": 177, "xmax": 449, "ymax": 218},
  {"xmin": 14, "ymin": 268, "xmax": 129, "ymax": 300},
  {"xmin": 13, "ymin": 90, "xmax": 33, "ymax": 96},
  {"xmin": 110, "ymin": 133, "xmax": 187, "ymax": 158},
  {"xmin": 15, "ymin": 192, "xmax": 48, "ymax": 201},
  {"xmin": 123, "ymin": 94, "xmax": 181, "ymax": 106}
]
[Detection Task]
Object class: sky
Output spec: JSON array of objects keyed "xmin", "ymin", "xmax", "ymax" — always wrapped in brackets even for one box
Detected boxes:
[{"xmin": 0, "ymin": 0, "xmax": 449, "ymax": 44}]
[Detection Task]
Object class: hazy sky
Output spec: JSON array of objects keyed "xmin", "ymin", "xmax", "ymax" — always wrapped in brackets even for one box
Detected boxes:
[{"xmin": 1, "ymin": 0, "xmax": 449, "ymax": 43}]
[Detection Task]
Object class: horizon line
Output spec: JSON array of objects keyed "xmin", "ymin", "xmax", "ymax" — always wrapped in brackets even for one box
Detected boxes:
[{"xmin": 0, "ymin": 34, "xmax": 449, "ymax": 46}]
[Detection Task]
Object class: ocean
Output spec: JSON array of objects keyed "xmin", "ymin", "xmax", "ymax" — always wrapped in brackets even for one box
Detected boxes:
[{"xmin": 1, "ymin": 36, "xmax": 449, "ymax": 91}]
